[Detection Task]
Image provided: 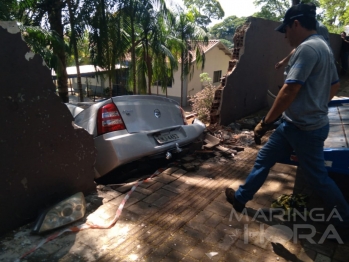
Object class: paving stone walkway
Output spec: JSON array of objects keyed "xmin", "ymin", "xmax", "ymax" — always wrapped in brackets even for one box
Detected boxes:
[{"xmin": 1, "ymin": 137, "xmax": 348, "ymax": 262}]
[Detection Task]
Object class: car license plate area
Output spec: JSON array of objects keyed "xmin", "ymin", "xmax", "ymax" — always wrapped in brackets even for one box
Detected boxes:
[{"xmin": 154, "ymin": 132, "xmax": 180, "ymax": 144}]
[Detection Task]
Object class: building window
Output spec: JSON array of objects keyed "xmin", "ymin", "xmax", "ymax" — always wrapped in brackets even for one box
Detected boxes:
[{"xmin": 213, "ymin": 70, "xmax": 222, "ymax": 83}]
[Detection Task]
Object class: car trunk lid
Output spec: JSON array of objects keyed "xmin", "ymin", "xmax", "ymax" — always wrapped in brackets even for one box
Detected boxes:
[{"xmin": 112, "ymin": 95, "xmax": 185, "ymax": 133}]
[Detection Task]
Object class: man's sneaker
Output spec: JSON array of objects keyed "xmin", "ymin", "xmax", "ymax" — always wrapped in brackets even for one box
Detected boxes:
[{"xmin": 225, "ymin": 188, "xmax": 245, "ymax": 212}]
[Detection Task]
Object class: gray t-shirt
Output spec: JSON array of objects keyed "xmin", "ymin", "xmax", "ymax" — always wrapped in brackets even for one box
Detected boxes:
[{"xmin": 283, "ymin": 34, "xmax": 339, "ymax": 130}]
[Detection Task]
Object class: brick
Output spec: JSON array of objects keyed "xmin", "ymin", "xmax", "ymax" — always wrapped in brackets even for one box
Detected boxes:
[
  {"xmin": 162, "ymin": 184, "xmax": 184, "ymax": 194},
  {"xmin": 129, "ymin": 244, "xmax": 154, "ymax": 261},
  {"xmin": 143, "ymin": 192, "xmax": 163, "ymax": 204},
  {"xmin": 257, "ymin": 250, "xmax": 288, "ymax": 262},
  {"xmin": 218, "ymin": 233, "xmax": 237, "ymax": 251},
  {"xmin": 124, "ymin": 191, "xmax": 147, "ymax": 208},
  {"xmin": 204, "ymin": 214, "xmax": 222, "ymax": 228},
  {"xmin": 205, "ymin": 201, "xmax": 231, "ymax": 217},
  {"xmin": 134, "ymin": 186, "xmax": 153, "ymax": 195},
  {"xmin": 181, "ymin": 256, "xmax": 198, "ymax": 262},
  {"xmin": 162, "ymin": 166, "xmax": 180, "ymax": 175},
  {"xmin": 144, "ymin": 246, "xmax": 171, "ymax": 261},
  {"xmin": 314, "ymin": 253, "xmax": 331, "ymax": 262},
  {"xmin": 147, "ymin": 181, "xmax": 165, "ymax": 191},
  {"xmin": 138, "ymin": 178, "xmax": 158, "ymax": 188},
  {"xmin": 333, "ymin": 245, "xmax": 349, "ymax": 262},
  {"xmin": 181, "ymin": 225, "xmax": 208, "ymax": 241},
  {"xmin": 187, "ymin": 242, "xmax": 212, "ymax": 260},
  {"xmin": 108, "ymin": 194, "xmax": 126, "ymax": 207},
  {"xmin": 191, "ymin": 210, "xmax": 214, "ymax": 224},
  {"xmin": 224, "ymin": 248, "xmax": 253, "ymax": 261},
  {"xmin": 302, "ymin": 238, "xmax": 336, "ymax": 257},
  {"xmin": 152, "ymin": 195, "xmax": 170, "ymax": 207},
  {"xmin": 204, "ymin": 230, "xmax": 223, "ymax": 244},
  {"xmin": 235, "ymin": 239, "xmax": 263, "ymax": 255},
  {"xmin": 164, "ymin": 233, "xmax": 197, "ymax": 255},
  {"xmin": 156, "ymin": 188, "xmax": 179, "ymax": 197},
  {"xmin": 114, "ymin": 183, "xmax": 134, "ymax": 193},
  {"xmin": 171, "ymin": 168, "xmax": 188, "ymax": 178},
  {"xmin": 162, "ymin": 249, "xmax": 185, "ymax": 261},
  {"xmin": 126, "ymin": 200, "xmax": 160, "ymax": 216},
  {"xmin": 153, "ymin": 174, "xmax": 177, "ymax": 184},
  {"xmin": 298, "ymin": 248, "xmax": 317, "ymax": 262},
  {"xmin": 187, "ymin": 220, "xmax": 213, "ymax": 236}
]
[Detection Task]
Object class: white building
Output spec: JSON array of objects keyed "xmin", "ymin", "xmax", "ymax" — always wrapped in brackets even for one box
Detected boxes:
[{"xmin": 150, "ymin": 40, "xmax": 232, "ymax": 105}]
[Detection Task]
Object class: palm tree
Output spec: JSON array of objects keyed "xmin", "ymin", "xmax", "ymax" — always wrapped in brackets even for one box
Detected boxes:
[
  {"xmin": 10, "ymin": 0, "xmax": 70, "ymax": 102},
  {"xmin": 118, "ymin": 0, "xmax": 169, "ymax": 95},
  {"xmin": 135, "ymin": 0, "xmax": 177, "ymax": 95},
  {"xmin": 171, "ymin": 9, "xmax": 208, "ymax": 106},
  {"xmin": 67, "ymin": 0, "xmax": 85, "ymax": 102}
]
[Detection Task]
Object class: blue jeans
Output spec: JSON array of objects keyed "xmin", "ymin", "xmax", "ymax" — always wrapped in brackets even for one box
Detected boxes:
[{"xmin": 235, "ymin": 120, "xmax": 349, "ymax": 223}]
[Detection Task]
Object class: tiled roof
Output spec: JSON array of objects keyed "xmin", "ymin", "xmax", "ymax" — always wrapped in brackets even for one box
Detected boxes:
[{"xmin": 184, "ymin": 39, "xmax": 232, "ymax": 63}]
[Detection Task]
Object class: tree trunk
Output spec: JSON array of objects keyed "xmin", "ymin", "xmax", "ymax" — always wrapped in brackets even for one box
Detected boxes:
[
  {"xmin": 48, "ymin": 0, "xmax": 69, "ymax": 103},
  {"xmin": 180, "ymin": 52, "xmax": 184, "ymax": 107},
  {"xmin": 144, "ymin": 39, "xmax": 152, "ymax": 95},
  {"xmin": 67, "ymin": 0, "xmax": 84, "ymax": 102}
]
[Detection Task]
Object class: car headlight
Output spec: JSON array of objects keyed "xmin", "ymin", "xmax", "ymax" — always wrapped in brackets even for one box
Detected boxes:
[{"xmin": 32, "ymin": 192, "xmax": 86, "ymax": 234}]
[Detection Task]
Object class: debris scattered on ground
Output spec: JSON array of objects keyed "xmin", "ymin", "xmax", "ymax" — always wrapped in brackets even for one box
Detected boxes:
[{"xmin": 205, "ymin": 252, "xmax": 219, "ymax": 259}]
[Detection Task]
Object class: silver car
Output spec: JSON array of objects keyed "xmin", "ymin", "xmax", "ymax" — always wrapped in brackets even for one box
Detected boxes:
[{"xmin": 66, "ymin": 95, "xmax": 205, "ymax": 178}]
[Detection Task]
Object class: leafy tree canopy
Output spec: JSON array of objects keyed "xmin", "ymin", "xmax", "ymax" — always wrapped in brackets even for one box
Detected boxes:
[
  {"xmin": 209, "ymin": 16, "xmax": 247, "ymax": 47},
  {"xmin": 320, "ymin": 0, "xmax": 349, "ymax": 32},
  {"xmin": 183, "ymin": 0, "xmax": 224, "ymax": 29},
  {"xmin": 252, "ymin": 0, "xmax": 321, "ymax": 22}
]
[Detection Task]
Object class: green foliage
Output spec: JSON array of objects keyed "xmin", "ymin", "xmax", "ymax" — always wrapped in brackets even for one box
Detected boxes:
[
  {"xmin": 252, "ymin": 0, "xmax": 290, "ymax": 22},
  {"xmin": 189, "ymin": 72, "xmax": 217, "ymax": 123},
  {"xmin": 19, "ymin": 25, "xmax": 67, "ymax": 70},
  {"xmin": 319, "ymin": 0, "xmax": 349, "ymax": 32},
  {"xmin": 209, "ymin": 16, "xmax": 247, "ymax": 46},
  {"xmin": 183, "ymin": 0, "xmax": 224, "ymax": 30},
  {"xmin": 252, "ymin": 0, "xmax": 324, "ymax": 23},
  {"xmin": 218, "ymin": 39, "xmax": 233, "ymax": 49},
  {"xmin": 0, "ymin": 0, "xmax": 17, "ymax": 20}
]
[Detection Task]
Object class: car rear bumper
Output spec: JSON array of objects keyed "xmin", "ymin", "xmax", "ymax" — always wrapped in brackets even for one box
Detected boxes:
[{"xmin": 93, "ymin": 119, "xmax": 205, "ymax": 178}]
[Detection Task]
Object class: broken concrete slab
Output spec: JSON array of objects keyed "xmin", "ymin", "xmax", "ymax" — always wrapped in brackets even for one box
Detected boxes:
[
  {"xmin": 0, "ymin": 22, "xmax": 97, "ymax": 236},
  {"xmin": 203, "ymin": 133, "xmax": 221, "ymax": 149}
]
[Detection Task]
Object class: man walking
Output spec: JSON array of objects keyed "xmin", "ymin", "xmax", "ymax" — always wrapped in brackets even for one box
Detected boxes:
[{"xmin": 225, "ymin": 3, "xmax": 349, "ymax": 240}]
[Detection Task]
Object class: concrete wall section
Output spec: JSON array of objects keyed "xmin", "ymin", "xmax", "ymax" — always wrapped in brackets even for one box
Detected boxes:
[
  {"xmin": 220, "ymin": 17, "xmax": 292, "ymax": 125},
  {"xmin": 0, "ymin": 22, "xmax": 97, "ymax": 236},
  {"xmin": 329, "ymin": 33, "xmax": 343, "ymax": 67},
  {"xmin": 219, "ymin": 17, "xmax": 344, "ymax": 126}
]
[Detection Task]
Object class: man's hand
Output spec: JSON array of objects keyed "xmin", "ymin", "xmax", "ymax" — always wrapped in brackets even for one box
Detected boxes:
[
  {"xmin": 275, "ymin": 60, "xmax": 285, "ymax": 69},
  {"xmin": 254, "ymin": 117, "xmax": 275, "ymax": 145}
]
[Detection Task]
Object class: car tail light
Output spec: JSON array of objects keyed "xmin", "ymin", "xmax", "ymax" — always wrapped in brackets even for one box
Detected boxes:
[
  {"xmin": 97, "ymin": 103, "xmax": 126, "ymax": 135},
  {"xmin": 180, "ymin": 107, "xmax": 188, "ymax": 125}
]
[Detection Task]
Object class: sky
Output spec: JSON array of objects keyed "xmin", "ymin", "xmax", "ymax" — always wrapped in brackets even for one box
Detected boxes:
[{"xmin": 167, "ymin": 0, "xmax": 261, "ymax": 25}]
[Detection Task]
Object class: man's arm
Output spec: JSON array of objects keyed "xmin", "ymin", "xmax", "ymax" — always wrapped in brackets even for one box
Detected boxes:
[
  {"xmin": 275, "ymin": 49, "xmax": 296, "ymax": 69},
  {"xmin": 253, "ymin": 82, "xmax": 301, "ymax": 144},
  {"xmin": 264, "ymin": 83, "xmax": 302, "ymax": 124},
  {"xmin": 329, "ymin": 82, "xmax": 340, "ymax": 101}
]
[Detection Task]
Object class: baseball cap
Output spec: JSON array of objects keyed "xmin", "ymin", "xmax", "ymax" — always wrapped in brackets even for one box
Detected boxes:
[{"xmin": 275, "ymin": 3, "xmax": 316, "ymax": 33}]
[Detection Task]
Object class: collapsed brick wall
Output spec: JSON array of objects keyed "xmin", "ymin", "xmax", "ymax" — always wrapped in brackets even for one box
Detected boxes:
[
  {"xmin": 209, "ymin": 24, "xmax": 249, "ymax": 125},
  {"xmin": 232, "ymin": 23, "xmax": 250, "ymax": 60},
  {"xmin": 216, "ymin": 17, "xmax": 343, "ymax": 126}
]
